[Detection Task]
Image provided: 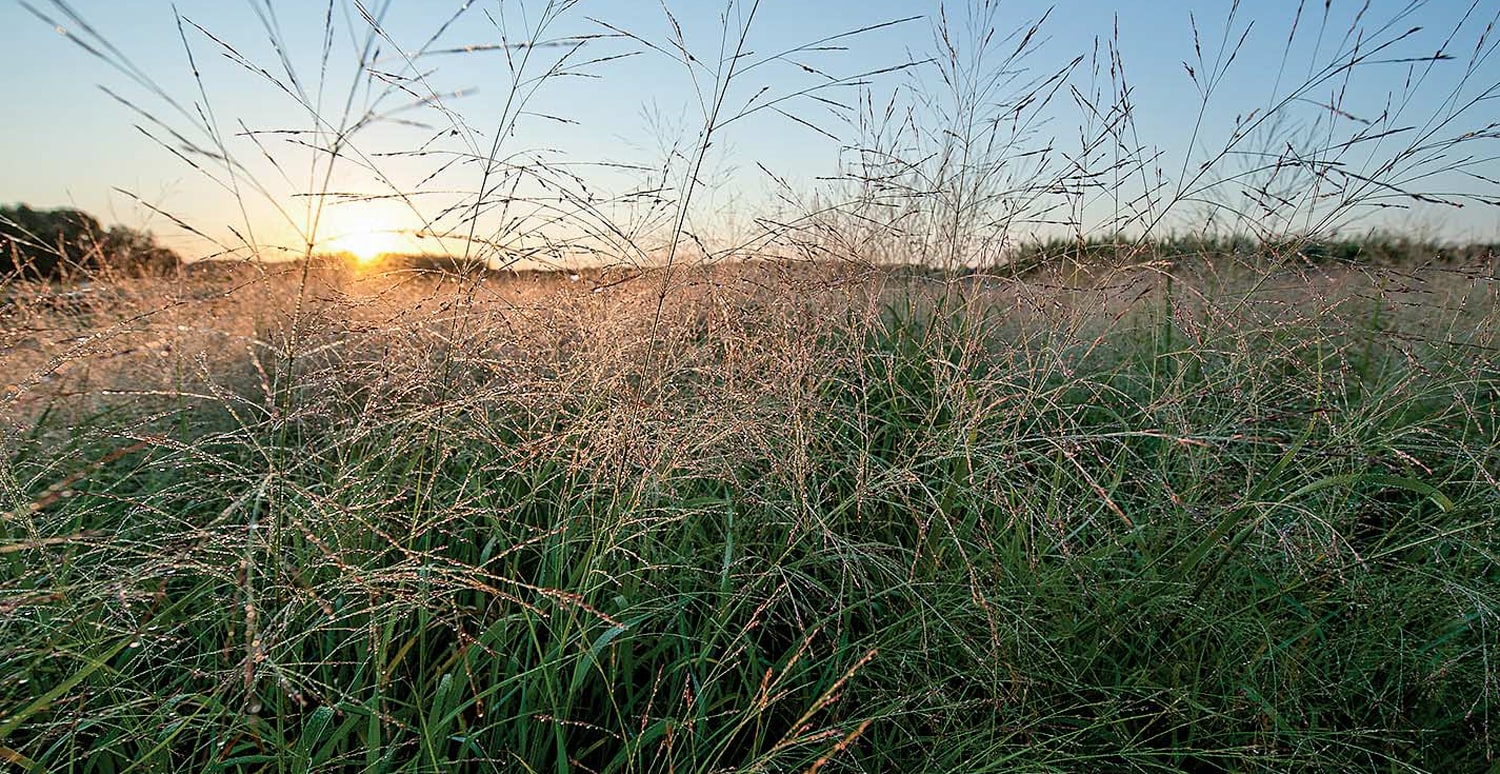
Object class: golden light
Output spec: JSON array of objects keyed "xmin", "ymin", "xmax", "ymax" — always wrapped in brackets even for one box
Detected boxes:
[
  {"xmin": 327, "ymin": 227, "xmax": 402, "ymax": 264},
  {"xmin": 316, "ymin": 197, "xmax": 419, "ymax": 265}
]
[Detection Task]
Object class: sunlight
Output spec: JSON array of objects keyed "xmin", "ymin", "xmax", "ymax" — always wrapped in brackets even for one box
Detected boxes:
[
  {"xmin": 327, "ymin": 227, "xmax": 402, "ymax": 264},
  {"xmin": 316, "ymin": 197, "xmax": 418, "ymax": 264}
]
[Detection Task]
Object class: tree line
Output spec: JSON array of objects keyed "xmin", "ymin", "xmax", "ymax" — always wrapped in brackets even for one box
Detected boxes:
[{"xmin": 1, "ymin": 204, "xmax": 181, "ymax": 280}]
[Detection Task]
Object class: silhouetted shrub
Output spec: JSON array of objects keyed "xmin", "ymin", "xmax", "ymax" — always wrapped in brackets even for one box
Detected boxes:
[{"xmin": 0, "ymin": 204, "xmax": 181, "ymax": 280}]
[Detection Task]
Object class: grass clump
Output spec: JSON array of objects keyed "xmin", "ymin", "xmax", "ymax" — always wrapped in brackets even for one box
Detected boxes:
[{"xmin": 2, "ymin": 260, "xmax": 1497, "ymax": 772}]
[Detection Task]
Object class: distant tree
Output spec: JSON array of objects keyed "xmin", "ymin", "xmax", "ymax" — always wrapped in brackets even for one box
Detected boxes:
[
  {"xmin": 0, "ymin": 204, "xmax": 181, "ymax": 280},
  {"xmin": 98, "ymin": 224, "xmax": 182, "ymax": 277},
  {"xmin": 0, "ymin": 205, "xmax": 97, "ymax": 279}
]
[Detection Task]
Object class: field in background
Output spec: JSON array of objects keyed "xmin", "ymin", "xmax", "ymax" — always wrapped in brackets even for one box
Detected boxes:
[{"xmin": 2, "ymin": 250, "xmax": 1497, "ymax": 771}]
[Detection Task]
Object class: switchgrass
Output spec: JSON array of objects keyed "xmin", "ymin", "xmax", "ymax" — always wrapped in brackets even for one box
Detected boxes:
[
  {"xmin": 4, "ymin": 0, "xmax": 1500, "ymax": 770},
  {"xmin": 3, "ymin": 257, "xmax": 1498, "ymax": 772}
]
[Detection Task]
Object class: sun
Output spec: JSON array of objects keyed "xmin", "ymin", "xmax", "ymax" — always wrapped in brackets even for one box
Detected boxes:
[
  {"xmin": 328, "ymin": 227, "xmax": 401, "ymax": 264},
  {"xmin": 316, "ymin": 198, "xmax": 416, "ymax": 264}
]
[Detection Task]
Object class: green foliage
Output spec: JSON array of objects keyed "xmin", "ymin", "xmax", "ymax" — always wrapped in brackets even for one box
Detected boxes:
[
  {"xmin": 0, "ymin": 204, "xmax": 180, "ymax": 281},
  {"xmin": 2, "ymin": 269, "xmax": 1496, "ymax": 772},
  {"xmin": 1007, "ymin": 233, "xmax": 1499, "ymax": 275}
]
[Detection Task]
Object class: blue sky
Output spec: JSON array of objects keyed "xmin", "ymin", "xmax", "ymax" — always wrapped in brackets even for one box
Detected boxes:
[{"xmin": 2, "ymin": 0, "xmax": 1497, "ymax": 262}]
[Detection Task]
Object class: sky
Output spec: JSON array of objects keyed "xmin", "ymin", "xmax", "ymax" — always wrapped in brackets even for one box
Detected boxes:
[{"xmin": 2, "ymin": 0, "xmax": 1497, "ymax": 264}]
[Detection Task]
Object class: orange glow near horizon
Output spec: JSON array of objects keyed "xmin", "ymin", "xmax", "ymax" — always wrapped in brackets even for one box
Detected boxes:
[
  {"xmin": 327, "ymin": 228, "xmax": 403, "ymax": 264},
  {"xmin": 315, "ymin": 197, "xmax": 417, "ymax": 263}
]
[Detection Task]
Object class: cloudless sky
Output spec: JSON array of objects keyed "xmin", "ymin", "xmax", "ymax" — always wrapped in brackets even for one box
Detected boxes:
[{"xmin": 2, "ymin": 0, "xmax": 1496, "ymax": 261}]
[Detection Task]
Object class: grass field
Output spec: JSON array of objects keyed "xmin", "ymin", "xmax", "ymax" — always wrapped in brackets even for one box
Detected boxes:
[
  {"xmin": 2, "ymin": 253, "xmax": 1497, "ymax": 772},
  {"xmin": 5, "ymin": 0, "xmax": 1500, "ymax": 769}
]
